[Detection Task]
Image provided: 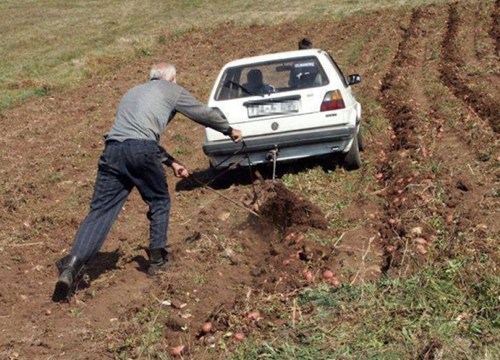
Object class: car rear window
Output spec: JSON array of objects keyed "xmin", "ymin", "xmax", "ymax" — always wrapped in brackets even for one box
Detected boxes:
[{"xmin": 214, "ymin": 56, "xmax": 329, "ymax": 101}]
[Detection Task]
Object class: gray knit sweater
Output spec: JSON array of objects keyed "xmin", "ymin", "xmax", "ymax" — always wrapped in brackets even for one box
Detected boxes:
[{"xmin": 106, "ymin": 80, "xmax": 230, "ymax": 142}]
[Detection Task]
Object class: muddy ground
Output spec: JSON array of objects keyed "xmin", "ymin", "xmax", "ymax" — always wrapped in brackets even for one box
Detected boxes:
[{"xmin": 0, "ymin": 1, "xmax": 498, "ymax": 359}]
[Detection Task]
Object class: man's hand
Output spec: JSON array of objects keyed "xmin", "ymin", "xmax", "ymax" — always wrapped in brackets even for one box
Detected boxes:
[
  {"xmin": 229, "ymin": 128, "xmax": 243, "ymax": 143},
  {"xmin": 171, "ymin": 162, "xmax": 189, "ymax": 178}
]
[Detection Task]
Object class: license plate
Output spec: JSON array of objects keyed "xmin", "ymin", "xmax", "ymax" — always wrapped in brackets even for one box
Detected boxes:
[{"xmin": 247, "ymin": 100, "xmax": 299, "ymax": 118}]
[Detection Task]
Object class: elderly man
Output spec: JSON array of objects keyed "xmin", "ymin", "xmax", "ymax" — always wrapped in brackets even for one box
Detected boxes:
[{"xmin": 53, "ymin": 63, "xmax": 242, "ymax": 302}]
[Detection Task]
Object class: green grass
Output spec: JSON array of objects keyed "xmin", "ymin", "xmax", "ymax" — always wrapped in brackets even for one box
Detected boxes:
[
  {"xmin": 110, "ymin": 305, "xmax": 170, "ymax": 359},
  {"xmin": 0, "ymin": 0, "xmax": 449, "ymax": 113},
  {"xmin": 232, "ymin": 259, "xmax": 499, "ymax": 359}
]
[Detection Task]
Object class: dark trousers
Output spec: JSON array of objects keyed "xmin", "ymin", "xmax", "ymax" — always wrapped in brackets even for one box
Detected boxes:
[{"xmin": 70, "ymin": 139, "xmax": 170, "ymax": 264}]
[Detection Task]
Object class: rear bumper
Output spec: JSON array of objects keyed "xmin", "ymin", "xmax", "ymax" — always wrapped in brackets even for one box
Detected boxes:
[{"xmin": 203, "ymin": 126, "xmax": 355, "ymax": 168}]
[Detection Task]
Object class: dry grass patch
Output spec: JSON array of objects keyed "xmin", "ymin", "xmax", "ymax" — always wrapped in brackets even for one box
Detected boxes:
[{"xmin": 1, "ymin": 0, "xmax": 449, "ymax": 112}]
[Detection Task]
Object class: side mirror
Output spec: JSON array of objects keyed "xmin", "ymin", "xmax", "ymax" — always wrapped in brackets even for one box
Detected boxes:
[{"xmin": 347, "ymin": 74, "xmax": 361, "ymax": 86}]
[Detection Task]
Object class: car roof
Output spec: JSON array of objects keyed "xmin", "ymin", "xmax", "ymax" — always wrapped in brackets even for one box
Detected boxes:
[{"xmin": 221, "ymin": 49, "xmax": 325, "ymax": 68}]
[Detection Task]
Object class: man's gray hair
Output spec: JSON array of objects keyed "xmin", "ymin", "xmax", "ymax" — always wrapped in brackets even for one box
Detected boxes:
[{"xmin": 150, "ymin": 63, "xmax": 176, "ymax": 81}]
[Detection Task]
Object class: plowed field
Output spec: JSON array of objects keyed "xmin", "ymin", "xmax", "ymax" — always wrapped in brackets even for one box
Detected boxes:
[{"xmin": 0, "ymin": 1, "xmax": 498, "ymax": 359}]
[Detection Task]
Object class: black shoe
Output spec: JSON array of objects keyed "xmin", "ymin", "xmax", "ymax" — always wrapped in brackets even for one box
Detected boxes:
[
  {"xmin": 147, "ymin": 248, "xmax": 170, "ymax": 276},
  {"xmin": 52, "ymin": 256, "xmax": 84, "ymax": 302}
]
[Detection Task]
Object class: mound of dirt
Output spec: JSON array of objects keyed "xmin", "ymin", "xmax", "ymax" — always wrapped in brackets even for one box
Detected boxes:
[{"xmin": 247, "ymin": 181, "xmax": 329, "ymax": 232}]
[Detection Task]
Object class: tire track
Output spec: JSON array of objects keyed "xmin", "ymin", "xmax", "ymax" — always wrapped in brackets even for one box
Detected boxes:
[
  {"xmin": 490, "ymin": 0, "xmax": 500, "ymax": 55},
  {"xmin": 472, "ymin": 1, "xmax": 495, "ymax": 60},
  {"xmin": 441, "ymin": 2, "xmax": 500, "ymax": 133},
  {"xmin": 378, "ymin": 2, "xmax": 499, "ymax": 279},
  {"xmin": 378, "ymin": 7, "xmax": 431, "ymax": 273}
]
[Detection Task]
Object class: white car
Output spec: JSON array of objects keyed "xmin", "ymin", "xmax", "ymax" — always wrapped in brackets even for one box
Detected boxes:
[{"xmin": 203, "ymin": 49, "xmax": 363, "ymax": 171}]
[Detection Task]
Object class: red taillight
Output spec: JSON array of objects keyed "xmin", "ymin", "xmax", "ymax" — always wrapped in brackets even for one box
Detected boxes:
[{"xmin": 320, "ymin": 90, "xmax": 345, "ymax": 111}]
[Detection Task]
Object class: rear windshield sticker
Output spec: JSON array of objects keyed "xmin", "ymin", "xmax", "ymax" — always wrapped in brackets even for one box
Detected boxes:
[{"xmin": 294, "ymin": 62, "xmax": 315, "ymax": 68}]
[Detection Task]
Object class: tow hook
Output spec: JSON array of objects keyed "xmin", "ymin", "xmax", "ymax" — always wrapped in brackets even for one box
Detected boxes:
[{"xmin": 267, "ymin": 147, "xmax": 279, "ymax": 180}]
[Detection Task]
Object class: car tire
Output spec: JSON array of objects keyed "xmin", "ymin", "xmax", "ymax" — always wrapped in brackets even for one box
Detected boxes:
[
  {"xmin": 343, "ymin": 135, "xmax": 362, "ymax": 171},
  {"xmin": 357, "ymin": 127, "xmax": 365, "ymax": 152}
]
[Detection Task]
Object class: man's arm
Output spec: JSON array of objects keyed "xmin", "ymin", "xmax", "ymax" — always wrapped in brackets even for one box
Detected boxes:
[
  {"xmin": 171, "ymin": 162, "xmax": 189, "ymax": 178},
  {"xmin": 159, "ymin": 146, "xmax": 189, "ymax": 178},
  {"xmin": 175, "ymin": 88, "xmax": 242, "ymax": 142},
  {"xmin": 159, "ymin": 146, "xmax": 177, "ymax": 166}
]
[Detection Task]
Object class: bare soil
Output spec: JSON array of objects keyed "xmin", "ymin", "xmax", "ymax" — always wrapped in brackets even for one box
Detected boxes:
[{"xmin": 0, "ymin": 1, "xmax": 498, "ymax": 359}]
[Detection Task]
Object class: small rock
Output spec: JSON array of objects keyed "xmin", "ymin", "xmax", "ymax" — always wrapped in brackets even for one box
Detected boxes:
[
  {"xmin": 205, "ymin": 335, "xmax": 216, "ymax": 344},
  {"xmin": 294, "ymin": 233, "xmax": 305, "ymax": 244},
  {"xmin": 247, "ymin": 311, "xmax": 261, "ymax": 321},
  {"xmin": 476, "ymin": 224, "xmax": 488, "ymax": 230},
  {"xmin": 385, "ymin": 245, "xmax": 396, "ymax": 254},
  {"xmin": 284, "ymin": 232, "xmax": 296, "ymax": 242},
  {"xmin": 217, "ymin": 211, "xmax": 231, "ymax": 222},
  {"xmin": 416, "ymin": 244, "xmax": 427, "ymax": 255},
  {"xmin": 222, "ymin": 248, "xmax": 239, "ymax": 265},
  {"xmin": 411, "ymin": 227, "xmax": 423, "ymax": 236},
  {"xmin": 415, "ymin": 238, "xmax": 428, "ymax": 245}
]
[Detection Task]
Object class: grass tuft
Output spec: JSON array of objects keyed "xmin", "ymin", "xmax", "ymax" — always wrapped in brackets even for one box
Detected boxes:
[{"xmin": 233, "ymin": 259, "xmax": 499, "ymax": 359}]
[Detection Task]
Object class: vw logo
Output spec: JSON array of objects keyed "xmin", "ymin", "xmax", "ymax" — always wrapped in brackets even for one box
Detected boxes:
[{"xmin": 271, "ymin": 122, "xmax": 279, "ymax": 131}]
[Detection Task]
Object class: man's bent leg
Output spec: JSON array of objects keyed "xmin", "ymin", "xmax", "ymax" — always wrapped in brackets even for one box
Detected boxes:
[
  {"xmin": 146, "ymin": 195, "xmax": 171, "ymax": 250},
  {"xmin": 53, "ymin": 146, "xmax": 132, "ymax": 301},
  {"xmin": 70, "ymin": 165, "xmax": 132, "ymax": 264},
  {"xmin": 128, "ymin": 142, "xmax": 171, "ymax": 274},
  {"xmin": 144, "ymin": 197, "xmax": 170, "ymax": 275}
]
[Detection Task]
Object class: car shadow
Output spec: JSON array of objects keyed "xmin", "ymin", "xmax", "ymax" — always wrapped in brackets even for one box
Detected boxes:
[{"xmin": 174, "ymin": 154, "xmax": 344, "ymax": 192}]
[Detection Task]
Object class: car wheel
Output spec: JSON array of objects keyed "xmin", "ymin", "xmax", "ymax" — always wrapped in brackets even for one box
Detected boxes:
[
  {"xmin": 357, "ymin": 127, "xmax": 365, "ymax": 152},
  {"xmin": 343, "ymin": 135, "xmax": 362, "ymax": 171}
]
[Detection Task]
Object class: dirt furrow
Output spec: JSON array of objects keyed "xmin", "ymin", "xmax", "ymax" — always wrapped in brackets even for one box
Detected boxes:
[
  {"xmin": 378, "ymin": 6, "xmax": 435, "ymax": 273},
  {"xmin": 378, "ymin": 1, "xmax": 499, "ymax": 284},
  {"xmin": 440, "ymin": 2, "xmax": 500, "ymax": 133},
  {"xmin": 490, "ymin": 0, "xmax": 500, "ymax": 54}
]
